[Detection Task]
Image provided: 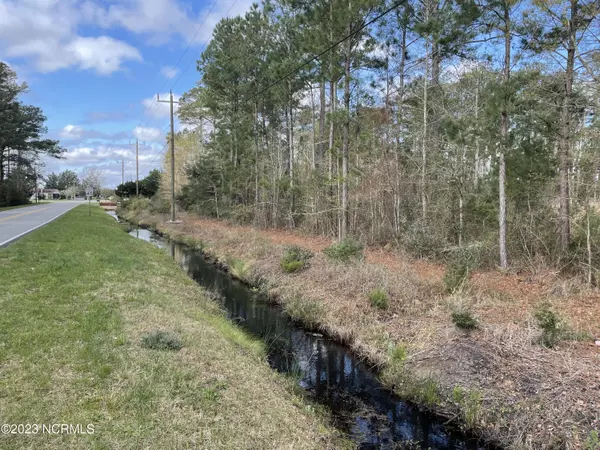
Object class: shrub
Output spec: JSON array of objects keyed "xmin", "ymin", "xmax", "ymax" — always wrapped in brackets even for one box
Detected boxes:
[
  {"xmin": 127, "ymin": 197, "xmax": 150, "ymax": 212},
  {"xmin": 443, "ymin": 246, "xmax": 480, "ymax": 293},
  {"xmin": 368, "ymin": 288, "xmax": 389, "ymax": 310},
  {"xmin": 283, "ymin": 295, "xmax": 324, "ymax": 330},
  {"xmin": 323, "ymin": 238, "xmax": 364, "ymax": 262},
  {"xmin": 535, "ymin": 305, "xmax": 565, "ymax": 347},
  {"xmin": 280, "ymin": 245, "xmax": 314, "ymax": 273},
  {"xmin": 141, "ymin": 330, "xmax": 183, "ymax": 351},
  {"xmin": 451, "ymin": 310, "xmax": 479, "ymax": 330},
  {"xmin": 226, "ymin": 256, "xmax": 250, "ymax": 280},
  {"xmin": 389, "ymin": 344, "xmax": 408, "ymax": 364},
  {"xmin": 149, "ymin": 196, "xmax": 171, "ymax": 214}
]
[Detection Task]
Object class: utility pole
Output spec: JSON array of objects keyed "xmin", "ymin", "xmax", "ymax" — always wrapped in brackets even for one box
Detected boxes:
[
  {"xmin": 135, "ymin": 138, "xmax": 139, "ymax": 197},
  {"xmin": 121, "ymin": 157, "xmax": 124, "ymax": 185},
  {"xmin": 158, "ymin": 90, "xmax": 180, "ymax": 222}
]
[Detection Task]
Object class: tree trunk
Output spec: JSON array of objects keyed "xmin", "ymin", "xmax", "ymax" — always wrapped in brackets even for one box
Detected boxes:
[
  {"xmin": 341, "ymin": 23, "xmax": 351, "ymax": 240},
  {"xmin": 421, "ymin": 39, "xmax": 429, "ymax": 221},
  {"xmin": 559, "ymin": 0, "xmax": 577, "ymax": 253},
  {"xmin": 318, "ymin": 82, "xmax": 326, "ymax": 167},
  {"xmin": 499, "ymin": 1, "xmax": 510, "ymax": 269}
]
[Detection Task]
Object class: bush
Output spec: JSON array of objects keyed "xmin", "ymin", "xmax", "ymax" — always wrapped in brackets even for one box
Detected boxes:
[
  {"xmin": 149, "ymin": 196, "xmax": 171, "ymax": 214},
  {"xmin": 0, "ymin": 179, "xmax": 30, "ymax": 207},
  {"xmin": 451, "ymin": 310, "xmax": 479, "ymax": 330},
  {"xmin": 535, "ymin": 305, "xmax": 565, "ymax": 348},
  {"xmin": 141, "ymin": 330, "xmax": 183, "ymax": 351},
  {"xmin": 280, "ymin": 245, "xmax": 314, "ymax": 273},
  {"xmin": 323, "ymin": 238, "xmax": 364, "ymax": 262},
  {"xmin": 443, "ymin": 246, "xmax": 480, "ymax": 293},
  {"xmin": 126, "ymin": 197, "xmax": 150, "ymax": 212},
  {"xmin": 368, "ymin": 288, "xmax": 389, "ymax": 310},
  {"xmin": 226, "ymin": 256, "xmax": 250, "ymax": 280}
]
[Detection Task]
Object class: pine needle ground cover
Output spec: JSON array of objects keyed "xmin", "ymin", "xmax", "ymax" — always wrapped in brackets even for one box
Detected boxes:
[{"xmin": 0, "ymin": 206, "xmax": 343, "ymax": 449}]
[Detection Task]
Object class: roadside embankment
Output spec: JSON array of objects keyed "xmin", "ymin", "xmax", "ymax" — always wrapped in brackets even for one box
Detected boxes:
[
  {"xmin": 121, "ymin": 205, "xmax": 600, "ymax": 449},
  {"xmin": 0, "ymin": 206, "xmax": 346, "ymax": 449}
]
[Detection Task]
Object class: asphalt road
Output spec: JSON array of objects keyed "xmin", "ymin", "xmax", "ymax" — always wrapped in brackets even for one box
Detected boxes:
[{"xmin": 0, "ymin": 201, "xmax": 83, "ymax": 247}]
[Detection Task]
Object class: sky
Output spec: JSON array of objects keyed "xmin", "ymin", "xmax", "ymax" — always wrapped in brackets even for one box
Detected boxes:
[{"xmin": 0, "ymin": 0, "xmax": 254, "ymax": 187}]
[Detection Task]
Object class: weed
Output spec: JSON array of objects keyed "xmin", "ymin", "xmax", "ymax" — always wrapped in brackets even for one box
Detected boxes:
[
  {"xmin": 226, "ymin": 256, "xmax": 251, "ymax": 280},
  {"xmin": 368, "ymin": 288, "xmax": 389, "ymax": 310},
  {"xmin": 451, "ymin": 311, "xmax": 479, "ymax": 330},
  {"xmin": 535, "ymin": 305, "xmax": 565, "ymax": 348},
  {"xmin": 443, "ymin": 246, "xmax": 480, "ymax": 293},
  {"xmin": 389, "ymin": 343, "xmax": 408, "ymax": 364},
  {"xmin": 421, "ymin": 378, "xmax": 441, "ymax": 407},
  {"xmin": 452, "ymin": 386, "xmax": 465, "ymax": 404},
  {"xmin": 463, "ymin": 390, "xmax": 482, "ymax": 429},
  {"xmin": 283, "ymin": 295, "xmax": 324, "ymax": 330},
  {"xmin": 323, "ymin": 238, "xmax": 364, "ymax": 262},
  {"xmin": 586, "ymin": 430, "xmax": 599, "ymax": 450},
  {"xmin": 141, "ymin": 330, "xmax": 183, "ymax": 351},
  {"xmin": 451, "ymin": 386, "xmax": 482, "ymax": 428},
  {"xmin": 280, "ymin": 245, "xmax": 314, "ymax": 273}
]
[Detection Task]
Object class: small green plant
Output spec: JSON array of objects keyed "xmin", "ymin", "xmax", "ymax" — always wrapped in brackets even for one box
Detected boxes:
[
  {"xmin": 443, "ymin": 246, "xmax": 480, "ymax": 293},
  {"xmin": 280, "ymin": 245, "xmax": 314, "ymax": 273},
  {"xmin": 226, "ymin": 256, "xmax": 250, "ymax": 280},
  {"xmin": 586, "ymin": 430, "xmax": 599, "ymax": 450},
  {"xmin": 535, "ymin": 305, "xmax": 565, "ymax": 348},
  {"xmin": 420, "ymin": 378, "xmax": 441, "ymax": 407},
  {"xmin": 451, "ymin": 386, "xmax": 482, "ymax": 428},
  {"xmin": 452, "ymin": 386, "xmax": 465, "ymax": 404},
  {"xmin": 323, "ymin": 238, "xmax": 364, "ymax": 262},
  {"xmin": 451, "ymin": 310, "xmax": 479, "ymax": 330},
  {"xmin": 368, "ymin": 288, "xmax": 389, "ymax": 310},
  {"xmin": 283, "ymin": 295, "xmax": 324, "ymax": 330},
  {"xmin": 390, "ymin": 344, "xmax": 408, "ymax": 364},
  {"xmin": 141, "ymin": 330, "xmax": 183, "ymax": 351}
]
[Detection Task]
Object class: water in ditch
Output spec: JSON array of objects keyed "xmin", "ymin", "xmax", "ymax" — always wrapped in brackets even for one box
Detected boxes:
[{"xmin": 128, "ymin": 228, "xmax": 491, "ymax": 449}]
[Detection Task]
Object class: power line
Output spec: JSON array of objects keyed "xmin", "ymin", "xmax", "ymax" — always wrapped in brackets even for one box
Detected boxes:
[
  {"xmin": 168, "ymin": 0, "xmax": 241, "ymax": 91},
  {"xmin": 246, "ymin": 0, "xmax": 408, "ymax": 103}
]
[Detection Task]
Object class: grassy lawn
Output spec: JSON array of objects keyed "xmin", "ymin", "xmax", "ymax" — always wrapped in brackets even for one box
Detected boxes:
[
  {"xmin": 0, "ymin": 206, "xmax": 343, "ymax": 449},
  {"xmin": 0, "ymin": 202, "xmax": 49, "ymax": 212}
]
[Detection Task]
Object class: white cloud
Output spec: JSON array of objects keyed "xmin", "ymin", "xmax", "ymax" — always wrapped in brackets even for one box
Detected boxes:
[
  {"xmin": 94, "ymin": 0, "xmax": 255, "ymax": 45},
  {"xmin": 0, "ymin": 0, "xmax": 257, "ymax": 75},
  {"xmin": 133, "ymin": 126, "xmax": 164, "ymax": 142},
  {"xmin": 160, "ymin": 65, "xmax": 179, "ymax": 79},
  {"xmin": 64, "ymin": 36, "xmax": 141, "ymax": 75},
  {"xmin": 57, "ymin": 124, "xmax": 128, "ymax": 142},
  {"xmin": 0, "ymin": 0, "xmax": 142, "ymax": 75},
  {"xmin": 142, "ymin": 92, "xmax": 181, "ymax": 119},
  {"xmin": 60, "ymin": 124, "xmax": 84, "ymax": 140}
]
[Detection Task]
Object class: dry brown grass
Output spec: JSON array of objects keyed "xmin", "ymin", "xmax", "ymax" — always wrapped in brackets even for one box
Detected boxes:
[{"xmin": 123, "ymin": 208, "xmax": 600, "ymax": 449}]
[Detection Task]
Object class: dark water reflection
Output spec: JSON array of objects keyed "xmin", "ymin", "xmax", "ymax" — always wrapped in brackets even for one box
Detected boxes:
[{"xmin": 129, "ymin": 228, "xmax": 490, "ymax": 449}]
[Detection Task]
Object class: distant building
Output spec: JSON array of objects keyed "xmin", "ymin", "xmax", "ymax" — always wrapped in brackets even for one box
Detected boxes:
[{"xmin": 34, "ymin": 188, "xmax": 60, "ymax": 200}]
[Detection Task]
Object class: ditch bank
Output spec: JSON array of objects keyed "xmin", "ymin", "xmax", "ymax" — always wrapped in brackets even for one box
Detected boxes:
[
  {"xmin": 126, "ymin": 226, "xmax": 489, "ymax": 449},
  {"xmin": 120, "ymin": 207, "xmax": 600, "ymax": 449}
]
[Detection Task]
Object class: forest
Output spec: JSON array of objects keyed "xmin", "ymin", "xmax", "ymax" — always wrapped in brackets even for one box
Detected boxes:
[{"xmin": 165, "ymin": 0, "xmax": 600, "ymax": 280}]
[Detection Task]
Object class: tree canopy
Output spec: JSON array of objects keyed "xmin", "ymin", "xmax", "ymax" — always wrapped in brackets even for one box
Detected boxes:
[{"xmin": 0, "ymin": 61, "xmax": 64, "ymax": 206}]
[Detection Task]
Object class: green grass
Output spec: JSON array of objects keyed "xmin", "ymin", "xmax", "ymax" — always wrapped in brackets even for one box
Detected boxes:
[
  {"xmin": 0, "ymin": 206, "xmax": 344, "ymax": 449},
  {"xmin": 0, "ymin": 202, "xmax": 49, "ymax": 211}
]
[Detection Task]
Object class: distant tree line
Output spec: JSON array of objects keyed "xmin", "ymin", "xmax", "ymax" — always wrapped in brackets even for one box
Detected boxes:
[
  {"xmin": 170, "ymin": 0, "xmax": 600, "ymax": 281},
  {"xmin": 116, "ymin": 169, "xmax": 161, "ymax": 198},
  {"xmin": 0, "ymin": 62, "xmax": 64, "ymax": 206}
]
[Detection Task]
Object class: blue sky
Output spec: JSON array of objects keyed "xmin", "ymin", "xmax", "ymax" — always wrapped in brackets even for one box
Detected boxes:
[{"xmin": 0, "ymin": 0, "xmax": 254, "ymax": 187}]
